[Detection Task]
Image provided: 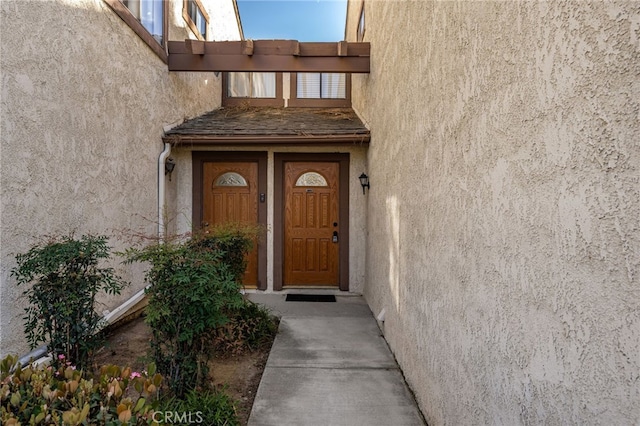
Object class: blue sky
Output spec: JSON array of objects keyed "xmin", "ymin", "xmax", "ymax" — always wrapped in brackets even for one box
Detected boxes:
[{"xmin": 237, "ymin": 0, "xmax": 348, "ymax": 42}]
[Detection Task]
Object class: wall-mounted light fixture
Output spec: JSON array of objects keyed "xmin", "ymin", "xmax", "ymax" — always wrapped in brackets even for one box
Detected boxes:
[
  {"xmin": 165, "ymin": 157, "xmax": 176, "ymax": 181},
  {"xmin": 359, "ymin": 173, "xmax": 370, "ymax": 194}
]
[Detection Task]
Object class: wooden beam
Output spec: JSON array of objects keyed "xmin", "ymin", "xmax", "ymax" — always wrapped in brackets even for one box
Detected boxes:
[
  {"xmin": 167, "ymin": 40, "xmax": 370, "ymax": 57},
  {"xmin": 242, "ymin": 39, "xmax": 254, "ymax": 55},
  {"xmin": 166, "ymin": 40, "xmax": 370, "ymax": 73},
  {"xmin": 337, "ymin": 41, "xmax": 348, "ymax": 57},
  {"xmin": 185, "ymin": 39, "xmax": 205, "ymax": 55},
  {"xmin": 163, "ymin": 134, "xmax": 370, "ymax": 146},
  {"xmin": 168, "ymin": 54, "xmax": 370, "ymax": 73}
]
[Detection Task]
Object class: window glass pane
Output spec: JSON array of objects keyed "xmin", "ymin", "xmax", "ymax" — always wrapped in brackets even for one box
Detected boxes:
[
  {"xmin": 297, "ymin": 73, "xmax": 321, "ymax": 98},
  {"xmin": 140, "ymin": 0, "xmax": 163, "ymax": 43},
  {"xmin": 196, "ymin": 11, "xmax": 206, "ymax": 37},
  {"xmin": 215, "ymin": 172, "xmax": 248, "ymax": 187},
  {"xmin": 357, "ymin": 4, "xmax": 365, "ymax": 42},
  {"xmin": 228, "ymin": 73, "xmax": 275, "ymax": 98},
  {"xmin": 123, "ymin": 0, "xmax": 163, "ymax": 44},
  {"xmin": 252, "ymin": 73, "xmax": 276, "ymax": 98},
  {"xmin": 228, "ymin": 72, "xmax": 251, "ymax": 97},
  {"xmin": 187, "ymin": 0, "xmax": 206, "ymax": 38},
  {"xmin": 297, "ymin": 73, "xmax": 346, "ymax": 99},
  {"xmin": 124, "ymin": 0, "xmax": 140, "ymax": 18},
  {"xmin": 295, "ymin": 172, "xmax": 328, "ymax": 187},
  {"xmin": 321, "ymin": 73, "xmax": 346, "ymax": 99}
]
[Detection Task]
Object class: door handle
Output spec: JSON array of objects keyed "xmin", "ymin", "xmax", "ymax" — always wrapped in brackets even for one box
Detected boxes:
[{"xmin": 332, "ymin": 231, "xmax": 339, "ymax": 243}]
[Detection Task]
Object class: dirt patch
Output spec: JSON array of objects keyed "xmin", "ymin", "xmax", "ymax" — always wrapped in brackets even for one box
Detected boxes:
[{"xmin": 93, "ymin": 316, "xmax": 274, "ymax": 426}]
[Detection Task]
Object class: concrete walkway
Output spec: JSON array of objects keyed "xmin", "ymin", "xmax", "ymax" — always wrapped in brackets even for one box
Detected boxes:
[{"xmin": 246, "ymin": 294, "xmax": 425, "ymax": 426}]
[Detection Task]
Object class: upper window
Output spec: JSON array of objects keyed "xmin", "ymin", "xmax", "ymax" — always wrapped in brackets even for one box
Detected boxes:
[
  {"xmin": 297, "ymin": 73, "xmax": 347, "ymax": 99},
  {"xmin": 229, "ymin": 73, "xmax": 276, "ymax": 98},
  {"xmin": 104, "ymin": 0, "xmax": 167, "ymax": 62},
  {"xmin": 223, "ymin": 73, "xmax": 284, "ymax": 107},
  {"xmin": 289, "ymin": 73, "xmax": 351, "ymax": 107},
  {"xmin": 183, "ymin": 0, "xmax": 209, "ymax": 41},
  {"xmin": 357, "ymin": 3, "xmax": 365, "ymax": 42},
  {"xmin": 122, "ymin": 0, "xmax": 164, "ymax": 44}
]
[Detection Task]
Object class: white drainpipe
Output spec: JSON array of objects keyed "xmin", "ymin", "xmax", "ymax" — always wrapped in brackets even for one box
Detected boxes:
[
  {"xmin": 18, "ymin": 142, "xmax": 174, "ymax": 368},
  {"xmin": 158, "ymin": 142, "xmax": 172, "ymax": 241}
]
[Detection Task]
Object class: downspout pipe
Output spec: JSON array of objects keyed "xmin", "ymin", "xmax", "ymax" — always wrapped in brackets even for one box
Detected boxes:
[
  {"xmin": 17, "ymin": 287, "xmax": 148, "ymax": 367},
  {"xmin": 18, "ymin": 142, "xmax": 174, "ymax": 368},
  {"xmin": 158, "ymin": 142, "xmax": 172, "ymax": 241}
]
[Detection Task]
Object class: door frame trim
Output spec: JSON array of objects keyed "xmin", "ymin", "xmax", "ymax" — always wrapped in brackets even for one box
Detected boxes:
[
  {"xmin": 274, "ymin": 153, "xmax": 350, "ymax": 291},
  {"xmin": 192, "ymin": 151, "xmax": 268, "ymax": 290}
]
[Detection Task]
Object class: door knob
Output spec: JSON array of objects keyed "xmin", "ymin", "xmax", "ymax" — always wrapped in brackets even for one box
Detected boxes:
[{"xmin": 332, "ymin": 231, "xmax": 339, "ymax": 243}]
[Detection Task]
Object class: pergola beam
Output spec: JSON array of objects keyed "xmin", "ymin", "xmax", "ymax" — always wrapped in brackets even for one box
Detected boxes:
[
  {"xmin": 185, "ymin": 39, "xmax": 205, "ymax": 55},
  {"xmin": 167, "ymin": 40, "xmax": 370, "ymax": 73},
  {"xmin": 241, "ymin": 39, "xmax": 254, "ymax": 56}
]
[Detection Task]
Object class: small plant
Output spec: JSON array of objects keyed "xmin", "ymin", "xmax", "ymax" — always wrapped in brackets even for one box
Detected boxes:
[
  {"xmin": 0, "ymin": 354, "xmax": 161, "ymax": 425},
  {"xmin": 159, "ymin": 388, "xmax": 239, "ymax": 426},
  {"xmin": 211, "ymin": 301, "xmax": 278, "ymax": 355},
  {"xmin": 123, "ymin": 229, "xmax": 254, "ymax": 396},
  {"xmin": 11, "ymin": 235, "xmax": 127, "ymax": 370}
]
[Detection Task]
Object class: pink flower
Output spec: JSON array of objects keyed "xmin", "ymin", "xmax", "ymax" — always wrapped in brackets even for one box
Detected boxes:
[
  {"xmin": 58, "ymin": 354, "xmax": 65, "ymax": 360},
  {"xmin": 130, "ymin": 372, "xmax": 142, "ymax": 379}
]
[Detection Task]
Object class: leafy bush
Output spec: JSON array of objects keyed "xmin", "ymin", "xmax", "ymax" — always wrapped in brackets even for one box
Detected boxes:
[
  {"xmin": 11, "ymin": 235, "xmax": 127, "ymax": 370},
  {"xmin": 211, "ymin": 301, "xmax": 278, "ymax": 355},
  {"xmin": 123, "ymin": 230, "xmax": 253, "ymax": 396},
  {"xmin": 189, "ymin": 223, "xmax": 261, "ymax": 284},
  {"xmin": 0, "ymin": 354, "xmax": 161, "ymax": 426},
  {"xmin": 159, "ymin": 388, "xmax": 239, "ymax": 426}
]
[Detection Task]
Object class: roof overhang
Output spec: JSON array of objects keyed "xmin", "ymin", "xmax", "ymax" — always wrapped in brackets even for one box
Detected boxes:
[
  {"xmin": 163, "ymin": 134, "xmax": 370, "ymax": 146},
  {"xmin": 162, "ymin": 107, "xmax": 370, "ymax": 147},
  {"xmin": 167, "ymin": 40, "xmax": 370, "ymax": 73}
]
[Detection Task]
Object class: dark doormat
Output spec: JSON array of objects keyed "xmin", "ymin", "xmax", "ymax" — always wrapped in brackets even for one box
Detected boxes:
[{"xmin": 285, "ymin": 294, "xmax": 336, "ymax": 302}]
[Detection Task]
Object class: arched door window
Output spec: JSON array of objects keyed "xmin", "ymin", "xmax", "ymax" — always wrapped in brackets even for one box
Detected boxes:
[
  {"xmin": 295, "ymin": 171, "xmax": 328, "ymax": 187},
  {"xmin": 214, "ymin": 172, "xmax": 248, "ymax": 187}
]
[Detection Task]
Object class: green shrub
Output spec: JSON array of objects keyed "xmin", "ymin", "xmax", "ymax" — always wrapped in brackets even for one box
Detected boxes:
[
  {"xmin": 0, "ymin": 354, "xmax": 161, "ymax": 426},
  {"xmin": 189, "ymin": 223, "xmax": 261, "ymax": 284},
  {"xmin": 159, "ymin": 388, "xmax": 239, "ymax": 426},
  {"xmin": 11, "ymin": 235, "xmax": 127, "ymax": 370},
  {"xmin": 123, "ymin": 235, "xmax": 248, "ymax": 396}
]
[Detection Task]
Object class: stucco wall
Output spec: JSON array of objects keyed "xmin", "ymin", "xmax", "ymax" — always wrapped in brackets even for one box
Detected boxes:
[
  {"xmin": 0, "ymin": 0, "xmax": 239, "ymax": 357},
  {"xmin": 347, "ymin": 1, "xmax": 639, "ymax": 424},
  {"xmin": 169, "ymin": 145, "xmax": 368, "ymax": 294}
]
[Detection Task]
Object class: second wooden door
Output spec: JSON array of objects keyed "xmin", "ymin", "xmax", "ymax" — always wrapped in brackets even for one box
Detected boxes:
[{"xmin": 284, "ymin": 161, "xmax": 340, "ymax": 286}]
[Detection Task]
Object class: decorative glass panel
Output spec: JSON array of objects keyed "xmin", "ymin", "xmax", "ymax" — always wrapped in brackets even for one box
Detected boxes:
[
  {"xmin": 295, "ymin": 172, "xmax": 328, "ymax": 187},
  {"xmin": 215, "ymin": 172, "xmax": 248, "ymax": 187}
]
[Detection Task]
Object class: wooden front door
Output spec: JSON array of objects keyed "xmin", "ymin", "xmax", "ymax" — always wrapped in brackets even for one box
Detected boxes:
[
  {"xmin": 203, "ymin": 162, "xmax": 258, "ymax": 287},
  {"xmin": 284, "ymin": 162, "xmax": 340, "ymax": 286}
]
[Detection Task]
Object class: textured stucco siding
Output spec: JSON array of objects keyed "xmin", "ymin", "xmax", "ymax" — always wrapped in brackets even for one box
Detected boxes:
[
  {"xmin": 0, "ymin": 0, "xmax": 238, "ymax": 357},
  {"xmin": 347, "ymin": 1, "xmax": 639, "ymax": 424}
]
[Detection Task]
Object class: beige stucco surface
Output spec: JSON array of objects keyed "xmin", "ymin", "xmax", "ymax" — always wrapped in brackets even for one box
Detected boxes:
[
  {"xmin": 170, "ymin": 145, "xmax": 368, "ymax": 294},
  {"xmin": 347, "ymin": 0, "xmax": 639, "ymax": 424},
  {"xmin": 0, "ymin": 0, "xmax": 239, "ymax": 357}
]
